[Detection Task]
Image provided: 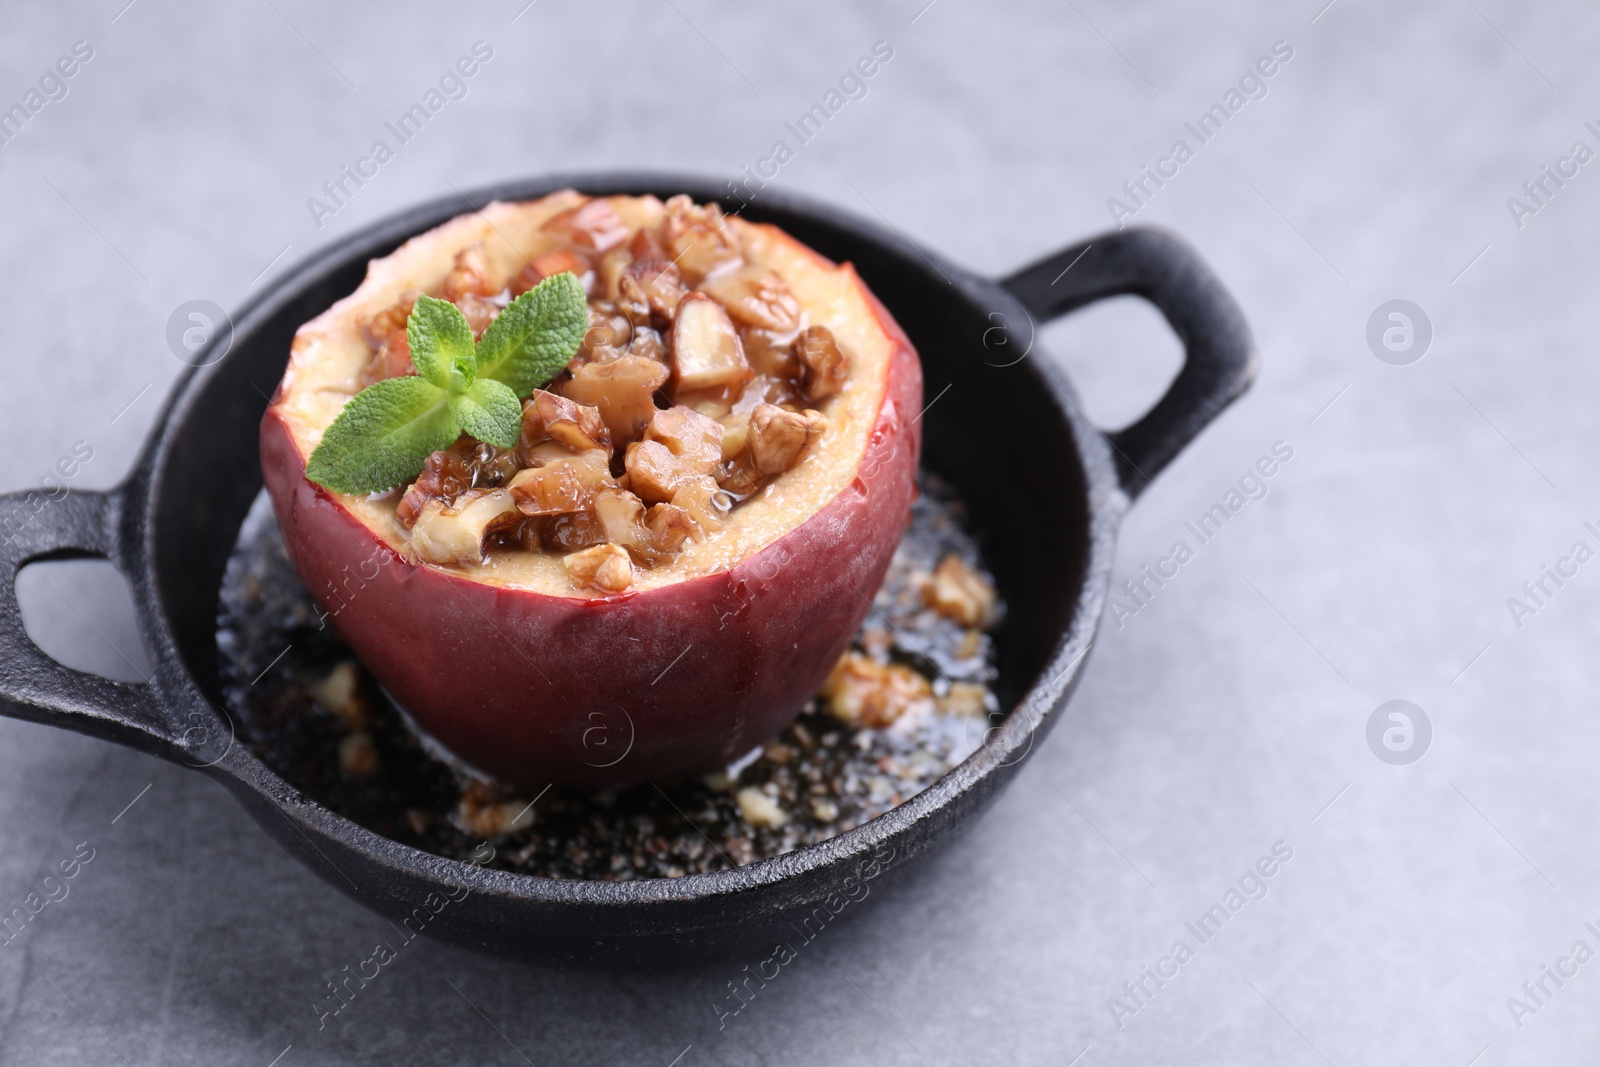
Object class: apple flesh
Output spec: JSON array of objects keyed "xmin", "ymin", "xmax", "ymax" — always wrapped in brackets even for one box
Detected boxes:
[{"xmin": 260, "ymin": 192, "xmax": 921, "ymax": 786}]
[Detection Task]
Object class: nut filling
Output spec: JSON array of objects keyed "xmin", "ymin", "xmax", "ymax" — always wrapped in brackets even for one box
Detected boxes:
[{"xmin": 357, "ymin": 196, "xmax": 847, "ymax": 593}]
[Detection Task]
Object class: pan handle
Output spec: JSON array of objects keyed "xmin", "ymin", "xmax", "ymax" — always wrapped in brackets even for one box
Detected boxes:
[
  {"xmin": 0, "ymin": 487, "xmax": 182, "ymax": 758},
  {"xmin": 1001, "ymin": 227, "xmax": 1258, "ymax": 499}
]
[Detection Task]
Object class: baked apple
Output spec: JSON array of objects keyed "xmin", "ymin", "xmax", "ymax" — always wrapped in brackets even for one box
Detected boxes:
[{"xmin": 260, "ymin": 191, "xmax": 921, "ymax": 786}]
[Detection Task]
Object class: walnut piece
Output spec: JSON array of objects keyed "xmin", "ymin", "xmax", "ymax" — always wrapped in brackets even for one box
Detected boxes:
[
  {"xmin": 748, "ymin": 403, "xmax": 826, "ymax": 475},
  {"xmin": 622, "ymin": 259, "xmax": 690, "ymax": 324},
  {"xmin": 513, "ymin": 249, "xmax": 592, "ymax": 295},
  {"xmin": 822, "ymin": 652, "xmax": 934, "ymax": 728},
  {"xmin": 794, "ymin": 325, "xmax": 847, "ymax": 401},
  {"xmin": 561, "ymin": 355, "xmax": 670, "ymax": 445},
  {"xmin": 442, "ymin": 243, "xmax": 497, "ymax": 301},
  {"xmin": 541, "ymin": 198, "xmax": 631, "ymax": 253},
  {"xmin": 669, "ymin": 293, "xmax": 751, "ymax": 393},
  {"xmin": 563, "ymin": 542, "xmax": 634, "ymax": 593},
  {"xmin": 456, "ymin": 780, "xmax": 536, "ymax": 838},
  {"xmin": 409, "ymin": 489, "xmax": 520, "ymax": 566},
  {"xmin": 736, "ymin": 787, "xmax": 789, "ymax": 828},
  {"xmin": 520, "ymin": 389, "xmax": 610, "ymax": 453},
  {"xmin": 919, "ymin": 554, "xmax": 998, "ymax": 628},
  {"xmin": 625, "ymin": 406, "xmax": 724, "ymax": 504},
  {"xmin": 700, "ymin": 264, "xmax": 800, "ymax": 333},
  {"xmin": 508, "ymin": 459, "xmax": 614, "ymax": 516},
  {"xmin": 660, "ymin": 195, "xmax": 742, "ymax": 282},
  {"xmin": 669, "ymin": 475, "xmax": 727, "ymax": 536}
]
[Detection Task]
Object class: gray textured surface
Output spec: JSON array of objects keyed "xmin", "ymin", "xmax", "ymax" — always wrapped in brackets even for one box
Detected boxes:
[{"xmin": 0, "ymin": 0, "xmax": 1594, "ymax": 1063}]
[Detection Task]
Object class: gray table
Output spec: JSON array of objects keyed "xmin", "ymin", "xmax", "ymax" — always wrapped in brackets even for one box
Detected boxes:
[{"xmin": 1, "ymin": 0, "xmax": 1593, "ymax": 1062}]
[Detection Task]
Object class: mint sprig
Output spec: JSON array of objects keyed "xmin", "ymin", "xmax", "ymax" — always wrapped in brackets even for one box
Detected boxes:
[{"xmin": 304, "ymin": 273, "xmax": 588, "ymax": 495}]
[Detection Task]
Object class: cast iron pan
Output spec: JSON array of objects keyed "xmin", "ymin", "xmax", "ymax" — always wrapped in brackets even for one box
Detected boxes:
[{"xmin": 0, "ymin": 175, "xmax": 1255, "ymax": 967}]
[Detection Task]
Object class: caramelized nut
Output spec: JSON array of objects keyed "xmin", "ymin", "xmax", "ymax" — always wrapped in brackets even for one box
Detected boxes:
[
  {"xmin": 542, "ymin": 198, "xmax": 631, "ymax": 253},
  {"xmin": 409, "ymin": 489, "xmax": 520, "ymax": 566},
  {"xmin": 362, "ymin": 332, "xmax": 415, "ymax": 386},
  {"xmin": 622, "ymin": 260, "xmax": 690, "ymax": 323},
  {"xmin": 508, "ymin": 460, "xmax": 613, "ymax": 516},
  {"xmin": 560, "ymin": 355, "xmax": 670, "ymax": 445},
  {"xmin": 563, "ymin": 542, "xmax": 634, "ymax": 593},
  {"xmin": 513, "ymin": 249, "xmax": 593, "ymax": 295},
  {"xmin": 442, "ymin": 243, "xmax": 498, "ymax": 301},
  {"xmin": 794, "ymin": 325, "xmax": 847, "ymax": 401},
  {"xmin": 670, "ymin": 475, "xmax": 728, "ymax": 536},
  {"xmin": 361, "ymin": 290, "xmax": 419, "ymax": 348},
  {"xmin": 644, "ymin": 503, "xmax": 699, "ymax": 556},
  {"xmin": 920, "ymin": 554, "xmax": 998, "ymax": 628},
  {"xmin": 747, "ymin": 403, "xmax": 826, "ymax": 475},
  {"xmin": 701, "ymin": 264, "xmax": 800, "ymax": 333},
  {"xmin": 520, "ymin": 389, "xmax": 611, "ymax": 453},
  {"xmin": 630, "ymin": 407, "xmax": 727, "ymax": 504},
  {"xmin": 660, "ymin": 195, "xmax": 742, "ymax": 281},
  {"xmin": 597, "ymin": 247, "xmax": 633, "ymax": 302},
  {"xmin": 669, "ymin": 293, "xmax": 751, "ymax": 393}
]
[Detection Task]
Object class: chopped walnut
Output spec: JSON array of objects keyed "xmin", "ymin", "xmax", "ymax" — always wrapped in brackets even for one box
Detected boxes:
[
  {"xmin": 597, "ymin": 247, "xmax": 632, "ymax": 302},
  {"xmin": 919, "ymin": 554, "xmax": 998, "ymax": 628},
  {"xmin": 736, "ymin": 787, "xmax": 789, "ymax": 828},
  {"xmin": 513, "ymin": 249, "xmax": 592, "ymax": 295},
  {"xmin": 442, "ymin": 243, "xmax": 498, "ymax": 301},
  {"xmin": 645, "ymin": 503, "xmax": 699, "ymax": 556},
  {"xmin": 748, "ymin": 403, "xmax": 826, "ymax": 475},
  {"xmin": 542, "ymin": 509, "xmax": 608, "ymax": 553},
  {"xmin": 361, "ymin": 290, "xmax": 420, "ymax": 348},
  {"xmin": 660, "ymin": 195, "xmax": 742, "ymax": 282},
  {"xmin": 561, "ymin": 355, "xmax": 670, "ymax": 445},
  {"xmin": 795, "ymin": 326, "xmax": 847, "ymax": 401},
  {"xmin": 362, "ymin": 333, "xmax": 414, "ymax": 386},
  {"xmin": 701, "ymin": 265, "xmax": 801, "ymax": 333},
  {"xmin": 456, "ymin": 780, "xmax": 536, "ymax": 838},
  {"xmin": 396, "ymin": 441, "xmax": 519, "ymax": 527},
  {"xmin": 520, "ymin": 390, "xmax": 610, "ymax": 453},
  {"xmin": 624, "ymin": 406, "xmax": 724, "ymax": 504},
  {"xmin": 742, "ymin": 327, "xmax": 801, "ymax": 378},
  {"xmin": 563, "ymin": 542, "xmax": 634, "ymax": 594},
  {"xmin": 409, "ymin": 489, "xmax": 520, "ymax": 566},
  {"xmin": 628, "ymin": 326, "xmax": 667, "ymax": 363},
  {"xmin": 822, "ymin": 652, "xmax": 934, "ymax": 728},
  {"xmin": 669, "ymin": 475, "xmax": 728, "ymax": 536},
  {"xmin": 622, "ymin": 260, "xmax": 690, "ymax": 324},
  {"xmin": 542, "ymin": 198, "xmax": 631, "ymax": 253},
  {"xmin": 670, "ymin": 293, "xmax": 751, "ymax": 393},
  {"xmin": 508, "ymin": 459, "xmax": 615, "ymax": 516}
]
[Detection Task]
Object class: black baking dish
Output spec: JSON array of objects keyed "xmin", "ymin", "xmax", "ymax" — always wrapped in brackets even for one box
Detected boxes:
[{"xmin": 0, "ymin": 174, "xmax": 1255, "ymax": 967}]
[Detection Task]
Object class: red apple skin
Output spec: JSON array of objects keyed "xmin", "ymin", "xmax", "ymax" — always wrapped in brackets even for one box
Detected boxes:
[{"xmin": 259, "ymin": 277, "xmax": 922, "ymax": 787}]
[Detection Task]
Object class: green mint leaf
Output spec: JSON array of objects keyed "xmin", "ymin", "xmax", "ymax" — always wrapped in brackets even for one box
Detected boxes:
[
  {"xmin": 473, "ymin": 272, "xmax": 588, "ymax": 396},
  {"xmin": 305, "ymin": 375, "xmax": 459, "ymax": 494},
  {"xmin": 448, "ymin": 378, "xmax": 522, "ymax": 449},
  {"xmin": 406, "ymin": 294, "xmax": 476, "ymax": 391}
]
